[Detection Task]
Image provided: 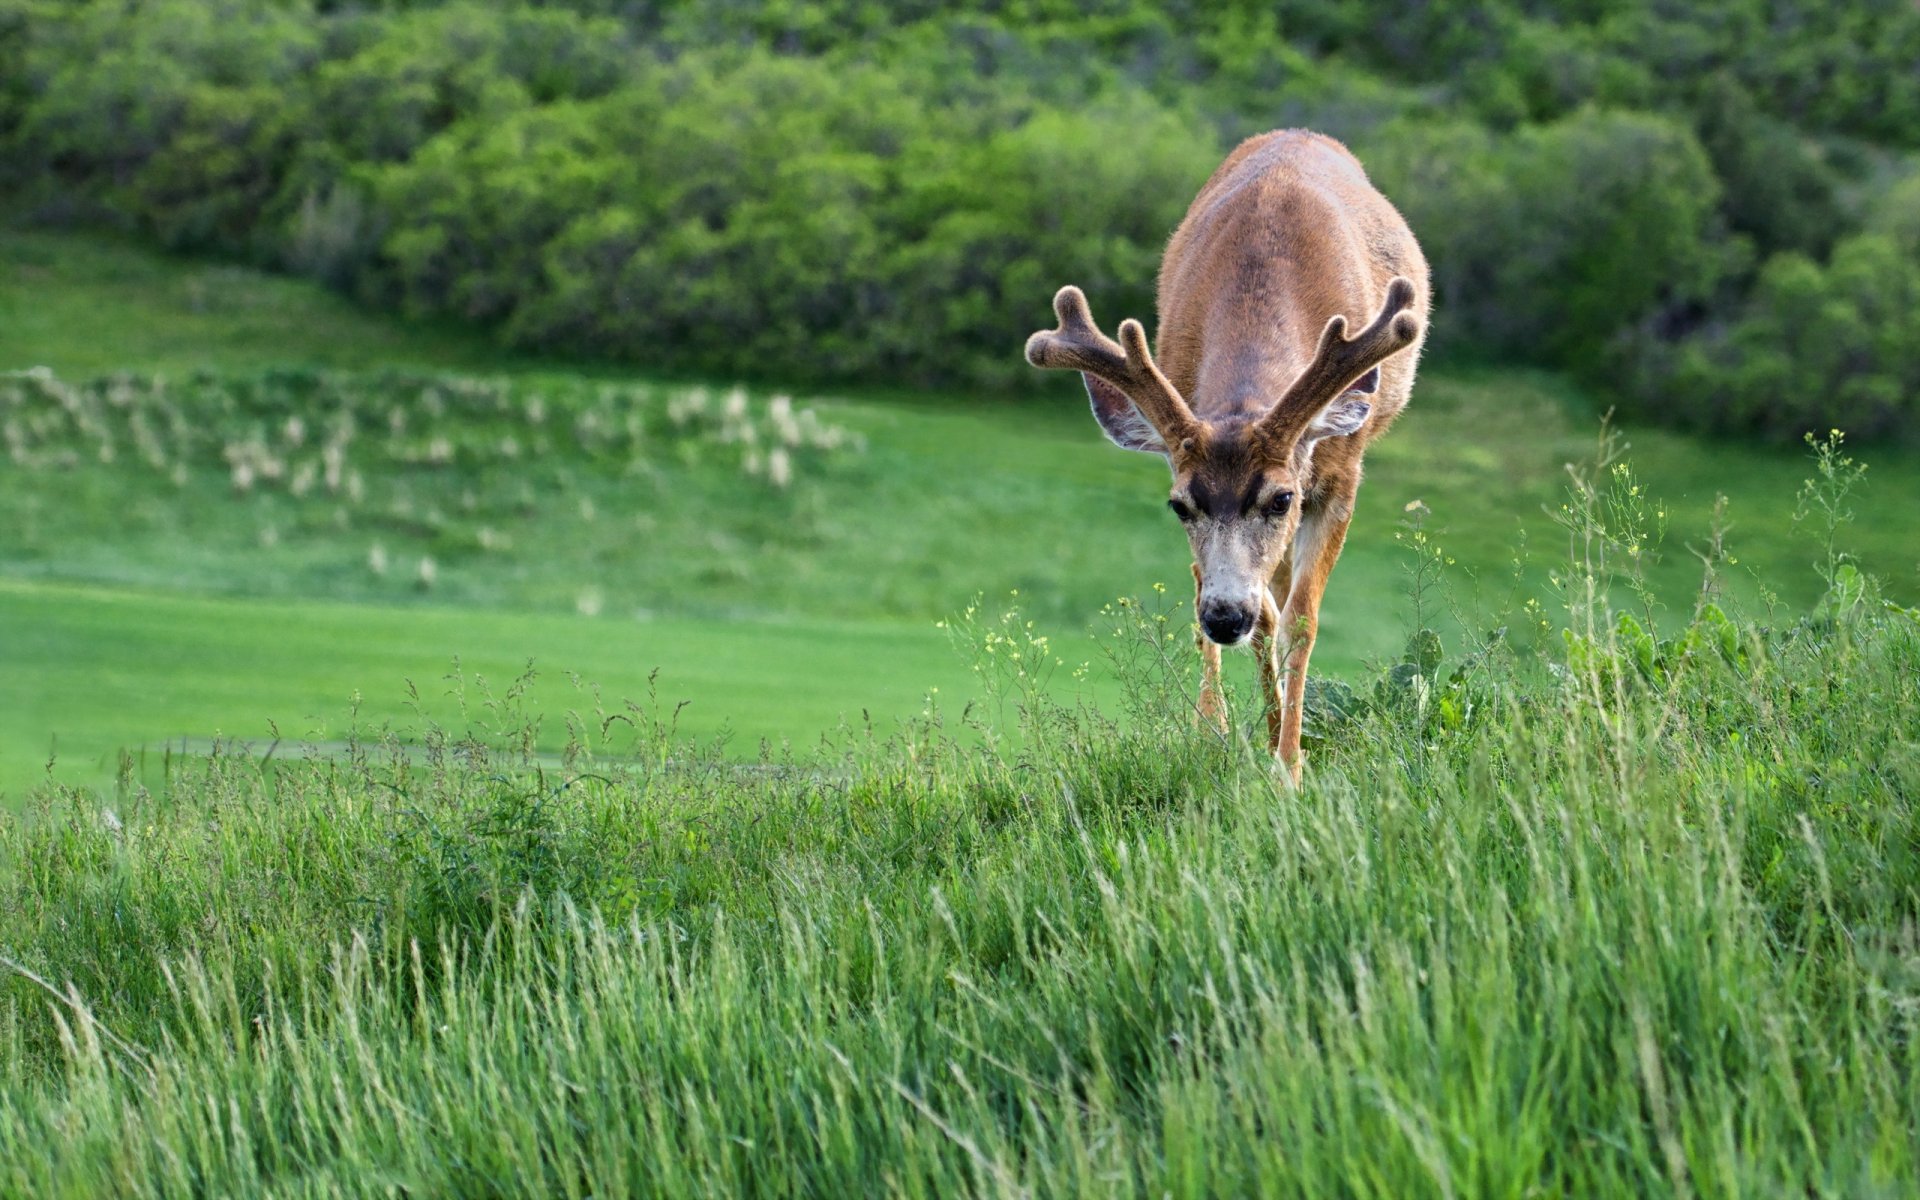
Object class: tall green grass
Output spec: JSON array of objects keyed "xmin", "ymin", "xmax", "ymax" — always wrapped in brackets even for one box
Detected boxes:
[{"xmin": 3, "ymin": 445, "xmax": 1916, "ymax": 1196}]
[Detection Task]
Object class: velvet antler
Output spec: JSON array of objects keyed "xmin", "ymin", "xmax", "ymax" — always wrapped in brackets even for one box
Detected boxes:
[
  {"xmin": 1025, "ymin": 286, "xmax": 1201, "ymax": 446},
  {"xmin": 1257, "ymin": 277, "xmax": 1421, "ymax": 445}
]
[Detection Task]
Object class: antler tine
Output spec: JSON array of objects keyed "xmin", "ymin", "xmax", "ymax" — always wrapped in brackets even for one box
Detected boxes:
[
  {"xmin": 1026, "ymin": 286, "xmax": 1200, "ymax": 442},
  {"xmin": 1024, "ymin": 286, "xmax": 1124, "ymax": 376},
  {"xmin": 1260, "ymin": 276, "xmax": 1421, "ymax": 442}
]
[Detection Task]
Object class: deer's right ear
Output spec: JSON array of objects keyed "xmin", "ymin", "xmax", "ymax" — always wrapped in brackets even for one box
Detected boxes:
[{"xmin": 1084, "ymin": 374, "xmax": 1169, "ymax": 455}]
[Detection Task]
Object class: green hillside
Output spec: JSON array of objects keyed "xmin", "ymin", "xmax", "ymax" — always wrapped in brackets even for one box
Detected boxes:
[{"xmin": 5, "ymin": 226, "xmax": 1917, "ymax": 793}]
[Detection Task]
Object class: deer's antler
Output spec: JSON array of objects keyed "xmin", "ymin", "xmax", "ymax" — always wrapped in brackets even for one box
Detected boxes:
[
  {"xmin": 1025, "ymin": 286, "xmax": 1201, "ymax": 445},
  {"xmin": 1257, "ymin": 276, "xmax": 1421, "ymax": 445}
]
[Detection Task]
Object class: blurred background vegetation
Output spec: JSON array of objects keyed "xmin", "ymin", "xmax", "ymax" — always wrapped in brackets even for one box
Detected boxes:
[{"xmin": 5, "ymin": 0, "xmax": 1919, "ymax": 442}]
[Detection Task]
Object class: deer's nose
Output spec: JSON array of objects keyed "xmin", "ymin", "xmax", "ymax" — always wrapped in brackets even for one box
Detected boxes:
[{"xmin": 1200, "ymin": 601, "xmax": 1256, "ymax": 646}]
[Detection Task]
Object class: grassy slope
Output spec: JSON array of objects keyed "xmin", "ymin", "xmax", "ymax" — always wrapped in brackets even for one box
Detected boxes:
[
  {"xmin": 4, "ymin": 225, "xmax": 1918, "ymax": 797},
  {"xmin": 4, "ymin": 585, "xmax": 1916, "ymax": 1195},
  {"xmin": 0, "ymin": 226, "xmax": 512, "ymax": 377}
]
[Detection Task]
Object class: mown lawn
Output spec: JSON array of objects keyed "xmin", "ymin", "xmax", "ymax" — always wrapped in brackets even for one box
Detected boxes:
[{"xmin": 0, "ymin": 576, "xmax": 1016, "ymax": 796}]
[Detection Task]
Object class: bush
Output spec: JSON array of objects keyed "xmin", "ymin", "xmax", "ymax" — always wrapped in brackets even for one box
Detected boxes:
[
  {"xmin": 1867, "ymin": 172, "xmax": 1920, "ymax": 258},
  {"xmin": 1690, "ymin": 77, "xmax": 1843, "ymax": 260},
  {"xmin": 499, "ymin": 54, "xmax": 932, "ymax": 379},
  {"xmin": 6, "ymin": 0, "xmax": 1918, "ymax": 438},
  {"xmin": 1365, "ymin": 109, "xmax": 1730, "ymax": 372},
  {"xmin": 10, "ymin": 0, "xmax": 318, "ymax": 239},
  {"xmin": 1655, "ymin": 234, "xmax": 1920, "ymax": 441},
  {"xmin": 485, "ymin": 54, "xmax": 1219, "ymax": 385},
  {"xmin": 865, "ymin": 91, "xmax": 1221, "ymax": 386},
  {"xmin": 1278, "ymin": 0, "xmax": 1920, "ymax": 149}
]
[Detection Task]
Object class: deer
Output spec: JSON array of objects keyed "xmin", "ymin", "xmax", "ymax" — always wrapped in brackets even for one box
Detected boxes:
[{"xmin": 1024, "ymin": 129, "xmax": 1429, "ymax": 782}]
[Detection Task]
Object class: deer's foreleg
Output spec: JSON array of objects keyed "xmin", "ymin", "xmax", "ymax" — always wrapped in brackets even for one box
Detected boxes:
[
  {"xmin": 1252, "ymin": 589, "xmax": 1284, "ymax": 750},
  {"xmin": 1193, "ymin": 562, "xmax": 1228, "ymax": 733},
  {"xmin": 1272, "ymin": 500, "xmax": 1355, "ymax": 783},
  {"xmin": 1252, "ymin": 541, "xmax": 1294, "ymax": 754}
]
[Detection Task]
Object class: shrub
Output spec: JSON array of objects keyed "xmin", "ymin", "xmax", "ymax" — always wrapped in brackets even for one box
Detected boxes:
[
  {"xmin": 6, "ymin": 0, "xmax": 1918, "ymax": 438},
  {"xmin": 505, "ymin": 53, "xmax": 924, "ymax": 379},
  {"xmin": 1689, "ymin": 77, "xmax": 1843, "ymax": 260},
  {"xmin": 1656, "ymin": 234, "xmax": 1920, "ymax": 441},
  {"xmin": 370, "ymin": 99, "xmax": 630, "ymax": 324},
  {"xmin": 10, "ymin": 0, "xmax": 318, "ymax": 238},
  {"xmin": 499, "ymin": 54, "xmax": 1220, "ymax": 385},
  {"xmin": 871, "ymin": 92, "xmax": 1221, "ymax": 387},
  {"xmin": 1867, "ymin": 171, "xmax": 1920, "ymax": 258},
  {"xmin": 1365, "ymin": 109, "xmax": 1730, "ymax": 371}
]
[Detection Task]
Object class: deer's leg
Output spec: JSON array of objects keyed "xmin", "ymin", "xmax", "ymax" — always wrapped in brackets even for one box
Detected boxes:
[
  {"xmin": 1252, "ymin": 548, "xmax": 1293, "ymax": 752},
  {"xmin": 1193, "ymin": 562, "xmax": 1228, "ymax": 732},
  {"xmin": 1252, "ymin": 588, "xmax": 1284, "ymax": 750},
  {"xmin": 1273, "ymin": 498, "xmax": 1355, "ymax": 783}
]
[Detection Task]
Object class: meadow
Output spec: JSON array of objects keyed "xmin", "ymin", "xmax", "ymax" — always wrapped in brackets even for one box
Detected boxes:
[
  {"xmin": 3, "ymin": 224, "xmax": 1919, "ymax": 1196},
  {"xmin": 2, "ymin": 468, "xmax": 1917, "ymax": 1194},
  {"xmin": 7, "ymin": 1, "xmax": 1920, "ymax": 1191},
  {"xmin": 6, "ymin": 224, "xmax": 1917, "ymax": 795}
]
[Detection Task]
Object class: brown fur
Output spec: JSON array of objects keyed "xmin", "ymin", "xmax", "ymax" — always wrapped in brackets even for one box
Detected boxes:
[{"xmin": 1027, "ymin": 130, "xmax": 1431, "ymax": 782}]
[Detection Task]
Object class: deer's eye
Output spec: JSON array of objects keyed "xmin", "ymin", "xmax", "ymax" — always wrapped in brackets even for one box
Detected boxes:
[
  {"xmin": 1264, "ymin": 491, "xmax": 1295, "ymax": 518},
  {"xmin": 1168, "ymin": 498, "xmax": 1196, "ymax": 523}
]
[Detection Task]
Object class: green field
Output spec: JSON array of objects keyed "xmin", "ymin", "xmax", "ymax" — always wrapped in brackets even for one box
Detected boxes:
[
  {"xmin": 5, "ymin": 225, "xmax": 1919, "ymax": 796},
  {"xmin": 1, "ymin": 577, "xmax": 1003, "ymax": 781},
  {"xmin": 9, "ymin": 1, "xmax": 1920, "ymax": 1190},
  {"xmin": 5, "ymin": 197, "xmax": 1919, "ymax": 1200}
]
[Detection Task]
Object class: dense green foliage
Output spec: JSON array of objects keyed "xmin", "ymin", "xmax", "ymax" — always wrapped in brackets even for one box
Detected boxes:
[
  {"xmin": 4, "ymin": 0, "xmax": 1918, "ymax": 437},
  {"xmin": 5, "ymin": 496, "xmax": 1919, "ymax": 1192},
  {"xmin": 1654, "ymin": 231, "xmax": 1920, "ymax": 441}
]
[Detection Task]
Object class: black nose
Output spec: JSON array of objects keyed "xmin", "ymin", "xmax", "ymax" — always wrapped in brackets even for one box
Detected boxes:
[{"xmin": 1200, "ymin": 602, "xmax": 1255, "ymax": 645}]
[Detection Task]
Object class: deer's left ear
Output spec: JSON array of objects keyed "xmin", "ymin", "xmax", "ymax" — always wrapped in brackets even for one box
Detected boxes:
[
  {"xmin": 1303, "ymin": 394, "xmax": 1371, "ymax": 445},
  {"xmin": 1300, "ymin": 368, "xmax": 1378, "ymax": 446}
]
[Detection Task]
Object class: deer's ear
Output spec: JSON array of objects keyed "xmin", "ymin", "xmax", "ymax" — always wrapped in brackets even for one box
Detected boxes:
[
  {"xmin": 1303, "ymin": 396, "xmax": 1371, "ymax": 445},
  {"xmin": 1084, "ymin": 374, "xmax": 1168, "ymax": 455},
  {"xmin": 1300, "ymin": 371, "xmax": 1379, "ymax": 446}
]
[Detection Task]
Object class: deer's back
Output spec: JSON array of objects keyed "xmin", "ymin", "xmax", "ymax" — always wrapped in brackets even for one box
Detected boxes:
[{"xmin": 1155, "ymin": 130, "xmax": 1429, "ymax": 429}]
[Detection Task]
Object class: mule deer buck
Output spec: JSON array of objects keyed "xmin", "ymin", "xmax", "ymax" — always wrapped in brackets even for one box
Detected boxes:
[{"xmin": 1025, "ymin": 130, "xmax": 1429, "ymax": 781}]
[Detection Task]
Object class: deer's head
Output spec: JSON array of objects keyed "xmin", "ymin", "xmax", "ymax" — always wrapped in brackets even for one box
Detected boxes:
[{"xmin": 1026, "ymin": 279, "xmax": 1419, "ymax": 646}]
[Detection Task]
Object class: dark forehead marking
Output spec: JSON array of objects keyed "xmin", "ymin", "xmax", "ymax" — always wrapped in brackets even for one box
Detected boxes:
[
  {"xmin": 1191, "ymin": 418, "xmax": 1282, "ymax": 508},
  {"xmin": 1192, "ymin": 418, "xmax": 1258, "ymax": 474},
  {"xmin": 1176, "ymin": 416, "xmax": 1298, "ymax": 516}
]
